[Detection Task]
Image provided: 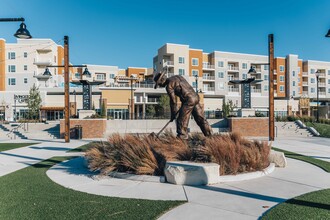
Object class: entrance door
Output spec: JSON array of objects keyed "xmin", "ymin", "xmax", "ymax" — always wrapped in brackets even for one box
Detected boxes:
[{"xmin": 114, "ymin": 110, "xmax": 122, "ymax": 120}]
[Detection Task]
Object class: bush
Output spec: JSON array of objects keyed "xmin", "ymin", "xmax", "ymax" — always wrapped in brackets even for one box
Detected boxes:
[{"xmin": 85, "ymin": 132, "xmax": 271, "ymax": 176}]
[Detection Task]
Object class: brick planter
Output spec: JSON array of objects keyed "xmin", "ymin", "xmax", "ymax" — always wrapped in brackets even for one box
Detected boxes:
[
  {"xmin": 60, "ymin": 119, "xmax": 106, "ymax": 139},
  {"xmin": 228, "ymin": 117, "xmax": 268, "ymax": 137}
]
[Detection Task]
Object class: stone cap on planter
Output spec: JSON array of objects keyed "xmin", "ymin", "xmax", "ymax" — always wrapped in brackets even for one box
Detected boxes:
[{"xmin": 164, "ymin": 161, "xmax": 220, "ymax": 186}]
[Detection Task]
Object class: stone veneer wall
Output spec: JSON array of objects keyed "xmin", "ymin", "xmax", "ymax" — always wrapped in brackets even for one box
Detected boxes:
[
  {"xmin": 228, "ymin": 117, "xmax": 269, "ymax": 137},
  {"xmin": 60, "ymin": 119, "xmax": 107, "ymax": 139}
]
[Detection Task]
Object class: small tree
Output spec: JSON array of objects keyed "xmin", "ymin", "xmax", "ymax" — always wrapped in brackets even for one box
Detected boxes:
[
  {"xmin": 100, "ymin": 100, "xmax": 107, "ymax": 118},
  {"xmin": 222, "ymin": 100, "xmax": 235, "ymax": 118},
  {"xmin": 156, "ymin": 95, "xmax": 170, "ymax": 118},
  {"xmin": 146, "ymin": 105, "xmax": 156, "ymax": 118},
  {"xmin": 27, "ymin": 84, "xmax": 42, "ymax": 121}
]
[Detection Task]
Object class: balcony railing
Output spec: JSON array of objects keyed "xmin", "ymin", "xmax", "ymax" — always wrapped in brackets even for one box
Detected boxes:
[
  {"xmin": 319, "ymin": 73, "xmax": 326, "ymax": 77},
  {"xmin": 164, "ymin": 61, "xmax": 174, "ymax": 66},
  {"xmin": 274, "ymin": 80, "xmax": 277, "ymax": 84},
  {"xmin": 202, "ymin": 75, "xmax": 215, "ymax": 80},
  {"xmin": 302, "ymin": 91, "xmax": 309, "ymax": 96},
  {"xmin": 203, "ymin": 87, "xmax": 215, "ymax": 92},
  {"xmin": 228, "ymin": 66, "xmax": 239, "ymax": 71},
  {"xmin": 228, "ymin": 77, "xmax": 239, "ymax": 81},
  {"xmin": 319, "ymin": 83, "xmax": 326, "ymax": 87},
  {"xmin": 228, "ymin": 87, "xmax": 239, "ymax": 92},
  {"xmin": 302, "ymin": 82, "xmax": 308, "ymax": 86},
  {"xmin": 147, "ymin": 97, "xmax": 159, "ymax": 103},
  {"xmin": 302, "ymin": 72, "xmax": 308, "ymax": 76},
  {"xmin": 319, "ymin": 92, "xmax": 326, "ymax": 96},
  {"xmin": 251, "ymin": 88, "xmax": 261, "ymax": 93},
  {"xmin": 202, "ymin": 64, "xmax": 215, "ymax": 69},
  {"xmin": 33, "ymin": 59, "xmax": 52, "ymax": 66}
]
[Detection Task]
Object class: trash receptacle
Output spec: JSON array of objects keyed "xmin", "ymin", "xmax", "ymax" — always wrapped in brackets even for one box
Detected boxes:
[{"xmin": 75, "ymin": 125, "xmax": 82, "ymax": 139}]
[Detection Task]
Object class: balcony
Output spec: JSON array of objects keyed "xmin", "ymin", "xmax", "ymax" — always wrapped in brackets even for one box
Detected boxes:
[
  {"xmin": 228, "ymin": 76, "xmax": 239, "ymax": 81},
  {"xmin": 228, "ymin": 87, "xmax": 239, "ymax": 92},
  {"xmin": 319, "ymin": 83, "xmax": 326, "ymax": 87},
  {"xmin": 147, "ymin": 97, "xmax": 159, "ymax": 103},
  {"xmin": 319, "ymin": 92, "xmax": 326, "ymax": 96},
  {"xmin": 319, "ymin": 73, "xmax": 326, "ymax": 78},
  {"xmin": 228, "ymin": 66, "xmax": 239, "ymax": 71},
  {"xmin": 203, "ymin": 87, "xmax": 215, "ymax": 92},
  {"xmin": 302, "ymin": 91, "xmax": 309, "ymax": 96},
  {"xmin": 251, "ymin": 88, "xmax": 261, "ymax": 93},
  {"xmin": 202, "ymin": 75, "xmax": 215, "ymax": 80},
  {"xmin": 202, "ymin": 63, "xmax": 215, "ymax": 70},
  {"xmin": 164, "ymin": 60, "xmax": 174, "ymax": 66},
  {"xmin": 274, "ymin": 80, "xmax": 277, "ymax": 84},
  {"xmin": 33, "ymin": 59, "xmax": 52, "ymax": 66},
  {"xmin": 302, "ymin": 72, "xmax": 308, "ymax": 76},
  {"xmin": 302, "ymin": 82, "xmax": 308, "ymax": 86}
]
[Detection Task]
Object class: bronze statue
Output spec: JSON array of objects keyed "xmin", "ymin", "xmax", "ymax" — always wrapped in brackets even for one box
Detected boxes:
[{"xmin": 154, "ymin": 71, "xmax": 212, "ymax": 139}]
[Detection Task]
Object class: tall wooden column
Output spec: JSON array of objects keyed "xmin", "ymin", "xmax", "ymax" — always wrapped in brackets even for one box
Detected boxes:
[
  {"xmin": 268, "ymin": 34, "xmax": 275, "ymax": 141},
  {"xmin": 64, "ymin": 36, "xmax": 70, "ymax": 142}
]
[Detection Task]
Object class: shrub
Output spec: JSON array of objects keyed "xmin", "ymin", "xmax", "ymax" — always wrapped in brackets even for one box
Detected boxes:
[{"xmin": 85, "ymin": 132, "xmax": 271, "ymax": 176}]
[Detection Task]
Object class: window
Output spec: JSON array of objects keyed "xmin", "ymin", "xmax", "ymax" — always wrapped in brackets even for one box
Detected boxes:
[
  {"xmin": 264, "ymin": 85, "xmax": 268, "ymax": 91},
  {"xmin": 297, "ymin": 67, "xmax": 301, "ymax": 73},
  {"xmin": 293, "ymin": 91, "xmax": 296, "ymax": 96},
  {"xmin": 279, "ymin": 65, "xmax": 284, "ymax": 72},
  {"xmin": 8, "ymin": 65, "xmax": 16, "ymax": 72},
  {"xmin": 218, "ymin": 82, "xmax": 224, "ymax": 89},
  {"xmin": 298, "ymin": 78, "xmax": 300, "ymax": 82},
  {"xmin": 192, "ymin": 58, "xmax": 199, "ymax": 66},
  {"xmin": 24, "ymin": 52, "xmax": 28, "ymax": 58},
  {"xmin": 328, "ymin": 79, "xmax": 330, "ymax": 84},
  {"xmin": 24, "ymin": 78, "xmax": 28, "ymax": 84},
  {"xmin": 109, "ymin": 74, "xmax": 115, "ymax": 79},
  {"xmin": 192, "ymin": 70, "xmax": 198, "ymax": 76},
  {"xmin": 242, "ymin": 73, "xmax": 247, "ymax": 79},
  {"xmin": 298, "ymin": 87, "xmax": 301, "ymax": 93},
  {"xmin": 310, "ymin": 78, "xmax": 315, "ymax": 83},
  {"xmin": 328, "ymin": 70, "xmax": 330, "ymax": 75},
  {"xmin": 311, "ymin": 69, "xmax": 315, "ymax": 74},
  {"xmin": 179, "ymin": 57, "xmax": 185, "ymax": 64},
  {"xmin": 8, "ymin": 52, "xmax": 15, "ymax": 60},
  {"xmin": 280, "ymin": 75, "xmax": 285, "ymax": 82},
  {"xmin": 293, "ymin": 81, "xmax": 296, "ymax": 86},
  {"xmin": 242, "ymin": 63, "xmax": 247, "ymax": 69},
  {"xmin": 280, "ymin": 85, "xmax": 284, "ymax": 92},
  {"xmin": 264, "ymin": 65, "xmax": 269, "ymax": 71},
  {"xmin": 264, "ymin": 74, "xmax": 268, "ymax": 80},
  {"xmin": 8, "ymin": 78, "xmax": 16, "ymax": 85},
  {"xmin": 192, "ymin": 82, "xmax": 196, "ymax": 87},
  {"xmin": 292, "ymin": 71, "xmax": 296, "ymax": 77},
  {"xmin": 179, "ymin": 69, "xmax": 185, "ymax": 76},
  {"xmin": 311, "ymin": 88, "xmax": 315, "ymax": 93},
  {"xmin": 74, "ymin": 73, "xmax": 80, "ymax": 79},
  {"xmin": 96, "ymin": 74, "xmax": 105, "ymax": 80},
  {"xmin": 328, "ymin": 88, "xmax": 330, "ymax": 93},
  {"xmin": 218, "ymin": 61, "xmax": 224, "ymax": 67},
  {"xmin": 24, "ymin": 65, "xmax": 28, "ymax": 71},
  {"xmin": 218, "ymin": 72, "xmax": 224, "ymax": 78}
]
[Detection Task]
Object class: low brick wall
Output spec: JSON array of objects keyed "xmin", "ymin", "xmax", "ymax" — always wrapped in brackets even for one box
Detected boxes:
[
  {"xmin": 228, "ymin": 117, "xmax": 269, "ymax": 137},
  {"xmin": 60, "ymin": 119, "xmax": 107, "ymax": 139}
]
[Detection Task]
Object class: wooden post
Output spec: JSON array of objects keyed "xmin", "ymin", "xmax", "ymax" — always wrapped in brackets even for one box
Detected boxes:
[
  {"xmin": 64, "ymin": 36, "xmax": 70, "ymax": 142},
  {"xmin": 268, "ymin": 34, "xmax": 275, "ymax": 141}
]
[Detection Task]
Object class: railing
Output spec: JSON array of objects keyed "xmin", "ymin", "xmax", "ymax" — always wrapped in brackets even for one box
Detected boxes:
[
  {"xmin": 202, "ymin": 64, "xmax": 215, "ymax": 69},
  {"xmin": 147, "ymin": 97, "xmax": 159, "ymax": 103},
  {"xmin": 319, "ymin": 83, "xmax": 326, "ymax": 87},
  {"xmin": 274, "ymin": 80, "xmax": 277, "ymax": 84},
  {"xmin": 228, "ymin": 77, "xmax": 239, "ymax": 81},
  {"xmin": 202, "ymin": 75, "xmax": 215, "ymax": 80},
  {"xmin": 302, "ymin": 72, "xmax": 308, "ymax": 76},
  {"xmin": 319, "ymin": 73, "xmax": 326, "ymax": 77},
  {"xmin": 107, "ymin": 83, "xmax": 155, "ymax": 89},
  {"xmin": 203, "ymin": 87, "xmax": 215, "ymax": 92},
  {"xmin": 319, "ymin": 92, "xmax": 326, "ymax": 96},
  {"xmin": 302, "ymin": 82, "xmax": 308, "ymax": 86},
  {"xmin": 228, "ymin": 88, "xmax": 239, "ymax": 92},
  {"xmin": 6, "ymin": 122, "xmax": 27, "ymax": 140},
  {"xmin": 33, "ymin": 59, "xmax": 52, "ymax": 66},
  {"xmin": 228, "ymin": 66, "xmax": 239, "ymax": 71},
  {"xmin": 251, "ymin": 89, "xmax": 261, "ymax": 93},
  {"xmin": 302, "ymin": 91, "xmax": 309, "ymax": 96},
  {"xmin": 164, "ymin": 61, "xmax": 174, "ymax": 66}
]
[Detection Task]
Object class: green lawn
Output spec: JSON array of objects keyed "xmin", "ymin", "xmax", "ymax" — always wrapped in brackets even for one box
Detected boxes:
[
  {"xmin": 272, "ymin": 147, "xmax": 330, "ymax": 172},
  {"xmin": 67, "ymin": 142, "xmax": 96, "ymax": 153},
  {"xmin": 0, "ymin": 156, "xmax": 184, "ymax": 220},
  {"xmin": 261, "ymin": 188, "xmax": 330, "ymax": 219},
  {"xmin": 305, "ymin": 122, "xmax": 330, "ymax": 138},
  {"xmin": 0, "ymin": 143, "xmax": 38, "ymax": 152}
]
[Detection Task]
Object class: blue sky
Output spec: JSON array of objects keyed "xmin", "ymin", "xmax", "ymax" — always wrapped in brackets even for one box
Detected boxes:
[{"xmin": 1, "ymin": 0, "xmax": 330, "ymax": 68}]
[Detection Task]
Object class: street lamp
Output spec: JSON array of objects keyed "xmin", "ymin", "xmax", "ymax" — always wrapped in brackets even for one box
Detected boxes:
[
  {"xmin": 0, "ymin": 18, "xmax": 32, "ymax": 39},
  {"xmin": 194, "ymin": 74, "xmax": 198, "ymax": 93},
  {"xmin": 45, "ymin": 36, "xmax": 87, "ymax": 142},
  {"xmin": 315, "ymin": 69, "xmax": 320, "ymax": 123},
  {"xmin": 248, "ymin": 34, "xmax": 275, "ymax": 141}
]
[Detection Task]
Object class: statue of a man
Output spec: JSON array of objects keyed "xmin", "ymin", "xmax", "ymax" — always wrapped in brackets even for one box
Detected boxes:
[{"xmin": 154, "ymin": 71, "xmax": 212, "ymax": 139}]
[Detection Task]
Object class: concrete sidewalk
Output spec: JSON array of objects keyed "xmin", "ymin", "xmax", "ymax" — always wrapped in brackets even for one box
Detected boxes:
[
  {"xmin": 0, "ymin": 139, "xmax": 91, "ymax": 177},
  {"xmin": 273, "ymin": 136, "xmax": 330, "ymax": 162}
]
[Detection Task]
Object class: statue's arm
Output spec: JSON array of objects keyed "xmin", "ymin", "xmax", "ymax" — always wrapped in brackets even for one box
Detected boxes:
[{"xmin": 166, "ymin": 84, "xmax": 178, "ymax": 121}]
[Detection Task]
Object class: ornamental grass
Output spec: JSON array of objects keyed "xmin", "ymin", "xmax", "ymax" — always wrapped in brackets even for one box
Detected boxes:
[{"xmin": 85, "ymin": 131, "xmax": 270, "ymax": 176}]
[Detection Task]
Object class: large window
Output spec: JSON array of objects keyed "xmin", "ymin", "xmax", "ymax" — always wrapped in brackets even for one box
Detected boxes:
[
  {"xmin": 292, "ymin": 81, "xmax": 296, "ymax": 86},
  {"xmin": 292, "ymin": 71, "xmax": 296, "ymax": 77},
  {"xmin": 96, "ymin": 73, "xmax": 105, "ymax": 80},
  {"xmin": 8, "ymin": 65, "xmax": 16, "ymax": 72},
  {"xmin": 24, "ymin": 52, "xmax": 28, "ymax": 58},
  {"xmin": 242, "ymin": 63, "xmax": 247, "ymax": 69},
  {"xmin": 8, "ymin": 52, "xmax": 15, "ymax": 60},
  {"xmin": 242, "ymin": 73, "xmax": 247, "ymax": 79},
  {"xmin": 179, "ymin": 68, "xmax": 185, "ymax": 76},
  {"xmin": 311, "ymin": 88, "xmax": 315, "ymax": 93},
  {"xmin": 280, "ymin": 75, "xmax": 285, "ymax": 82},
  {"xmin": 311, "ymin": 69, "xmax": 315, "ymax": 74},
  {"xmin": 264, "ymin": 85, "xmax": 268, "ymax": 91},
  {"xmin": 217, "ymin": 72, "xmax": 224, "ymax": 78},
  {"xmin": 109, "ymin": 73, "xmax": 115, "ymax": 79},
  {"xmin": 24, "ymin": 78, "xmax": 28, "ymax": 84},
  {"xmin": 8, "ymin": 78, "xmax": 16, "ymax": 85},
  {"xmin": 192, "ymin": 58, "xmax": 199, "ymax": 66},
  {"xmin": 179, "ymin": 57, "xmax": 185, "ymax": 64},
  {"xmin": 24, "ymin": 65, "xmax": 28, "ymax": 71},
  {"xmin": 192, "ymin": 70, "xmax": 198, "ymax": 76},
  {"xmin": 264, "ymin": 65, "xmax": 269, "ymax": 71},
  {"xmin": 280, "ymin": 85, "xmax": 284, "ymax": 92},
  {"xmin": 218, "ymin": 61, "xmax": 224, "ymax": 67},
  {"xmin": 264, "ymin": 74, "xmax": 268, "ymax": 80},
  {"xmin": 279, "ymin": 65, "xmax": 284, "ymax": 72},
  {"xmin": 310, "ymin": 78, "xmax": 315, "ymax": 83}
]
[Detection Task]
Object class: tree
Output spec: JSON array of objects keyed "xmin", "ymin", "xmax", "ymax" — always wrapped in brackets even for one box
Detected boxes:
[
  {"xmin": 222, "ymin": 100, "xmax": 235, "ymax": 118},
  {"xmin": 100, "ymin": 100, "xmax": 107, "ymax": 118},
  {"xmin": 146, "ymin": 105, "xmax": 156, "ymax": 118},
  {"xmin": 27, "ymin": 84, "xmax": 42, "ymax": 121},
  {"xmin": 157, "ymin": 95, "xmax": 170, "ymax": 118}
]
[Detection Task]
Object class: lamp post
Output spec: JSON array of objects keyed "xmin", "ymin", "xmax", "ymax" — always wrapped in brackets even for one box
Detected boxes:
[
  {"xmin": 0, "ymin": 18, "xmax": 32, "ymax": 39},
  {"xmin": 247, "ymin": 34, "xmax": 275, "ymax": 141},
  {"xmin": 14, "ymin": 95, "xmax": 17, "ymax": 122},
  {"xmin": 45, "ymin": 36, "xmax": 86, "ymax": 143},
  {"xmin": 195, "ymin": 74, "xmax": 198, "ymax": 93},
  {"xmin": 315, "ymin": 70, "xmax": 320, "ymax": 123}
]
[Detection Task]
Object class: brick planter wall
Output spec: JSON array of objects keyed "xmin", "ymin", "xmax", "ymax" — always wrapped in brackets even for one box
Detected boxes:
[
  {"xmin": 228, "ymin": 117, "xmax": 269, "ymax": 137},
  {"xmin": 60, "ymin": 119, "xmax": 107, "ymax": 139}
]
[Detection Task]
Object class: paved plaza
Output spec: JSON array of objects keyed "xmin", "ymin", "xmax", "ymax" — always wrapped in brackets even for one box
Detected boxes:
[{"xmin": 0, "ymin": 136, "xmax": 329, "ymax": 219}]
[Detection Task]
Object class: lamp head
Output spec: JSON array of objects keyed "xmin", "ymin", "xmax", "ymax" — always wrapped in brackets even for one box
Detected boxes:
[
  {"xmin": 248, "ymin": 66, "xmax": 256, "ymax": 74},
  {"xmin": 315, "ymin": 69, "xmax": 321, "ymax": 78},
  {"xmin": 43, "ymin": 68, "xmax": 51, "ymax": 76},
  {"xmin": 82, "ymin": 68, "xmax": 91, "ymax": 77},
  {"xmin": 325, "ymin": 29, "xmax": 330, "ymax": 38},
  {"xmin": 14, "ymin": 22, "xmax": 32, "ymax": 39}
]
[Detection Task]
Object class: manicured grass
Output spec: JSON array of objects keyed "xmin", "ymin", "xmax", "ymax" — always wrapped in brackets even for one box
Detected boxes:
[
  {"xmin": 305, "ymin": 122, "xmax": 330, "ymax": 138},
  {"xmin": 0, "ymin": 156, "xmax": 184, "ymax": 220},
  {"xmin": 0, "ymin": 143, "xmax": 38, "ymax": 152},
  {"xmin": 67, "ymin": 142, "xmax": 97, "ymax": 153},
  {"xmin": 261, "ymin": 188, "xmax": 330, "ymax": 219},
  {"xmin": 272, "ymin": 147, "xmax": 330, "ymax": 172}
]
